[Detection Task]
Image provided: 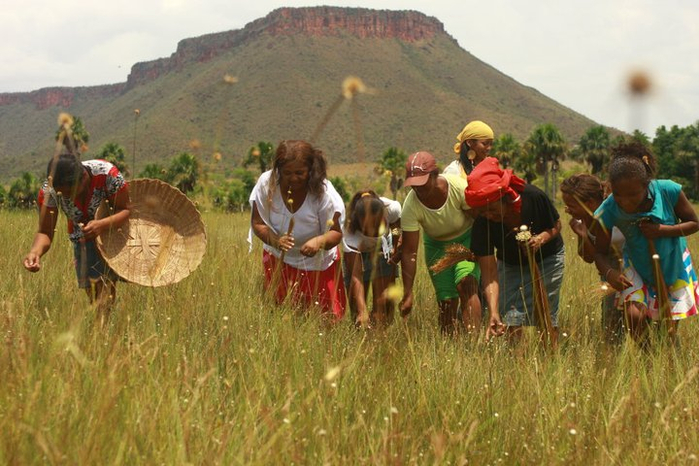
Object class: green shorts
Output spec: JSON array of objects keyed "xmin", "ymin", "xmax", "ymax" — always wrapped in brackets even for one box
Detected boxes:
[{"xmin": 423, "ymin": 229, "xmax": 480, "ymax": 301}]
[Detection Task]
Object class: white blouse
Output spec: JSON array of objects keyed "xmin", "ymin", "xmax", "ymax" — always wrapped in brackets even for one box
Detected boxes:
[
  {"xmin": 248, "ymin": 170, "xmax": 345, "ymax": 271},
  {"xmin": 342, "ymin": 197, "xmax": 401, "ymax": 259}
]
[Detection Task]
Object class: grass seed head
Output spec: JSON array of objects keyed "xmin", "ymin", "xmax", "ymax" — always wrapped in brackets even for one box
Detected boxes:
[
  {"xmin": 223, "ymin": 74, "xmax": 238, "ymax": 84},
  {"xmin": 628, "ymin": 69, "xmax": 652, "ymax": 96},
  {"xmin": 384, "ymin": 283, "xmax": 404, "ymax": 303},
  {"xmin": 342, "ymin": 76, "xmax": 367, "ymax": 100},
  {"xmin": 515, "ymin": 229, "xmax": 532, "ymax": 242},
  {"xmin": 324, "ymin": 366, "xmax": 341, "ymax": 382},
  {"xmin": 57, "ymin": 112, "xmax": 74, "ymax": 127}
]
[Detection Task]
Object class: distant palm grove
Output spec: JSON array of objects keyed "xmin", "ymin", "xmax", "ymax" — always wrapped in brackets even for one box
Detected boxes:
[{"xmin": 2, "ymin": 118, "xmax": 698, "ymax": 209}]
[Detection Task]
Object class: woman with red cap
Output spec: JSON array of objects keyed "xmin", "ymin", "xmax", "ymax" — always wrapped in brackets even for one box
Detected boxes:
[
  {"xmin": 398, "ymin": 151, "xmax": 500, "ymax": 336},
  {"xmin": 465, "ymin": 157, "xmax": 565, "ymax": 343}
]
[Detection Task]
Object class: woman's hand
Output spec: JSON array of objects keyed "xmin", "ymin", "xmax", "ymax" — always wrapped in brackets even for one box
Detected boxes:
[
  {"xmin": 81, "ymin": 219, "xmax": 107, "ymax": 241},
  {"xmin": 527, "ymin": 234, "xmax": 546, "ymax": 252},
  {"xmin": 23, "ymin": 252, "xmax": 41, "ymax": 272},
  {"xmin": 486, "ymin": 313, "xmax": 505, "ymax": 339},
  {"xmin": 278, "ymin": 233, "xmax": 295, "ymax": 253},
  {"xmin": 388, "ymin": 246, "xmax": 402, "ymax": 265},
  {"xmin": 355, "ymin": 310, "xmax": 371, "ymax": 329},
  {"xmin": 300, "ymin": 237, "xmax": 322, "ymax": 257},
  {"xmin": 569, "ymin": 218, "xmax": 587, "ymax": 237},
  {"xmin": 638, "ymin": 219, "xmax": 662, "ymax": 239},
  {"xmin": 399, "ymin": 292, "xmax": 413, "ymax": 318},
  {"xmin": 605, "ymin": 268, "xmax": 633, "ymax": 292}
]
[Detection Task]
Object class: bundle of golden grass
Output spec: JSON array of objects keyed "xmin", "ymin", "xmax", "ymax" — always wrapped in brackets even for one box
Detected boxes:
[{"xmin": 429, "ymin": 244, "xmax": 476, "ymax": 274}]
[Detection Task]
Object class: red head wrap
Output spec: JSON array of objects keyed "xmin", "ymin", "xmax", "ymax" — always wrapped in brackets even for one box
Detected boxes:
[{"xmin": 465, "ymin": 157, "xmax": 526, "ymax": 212}]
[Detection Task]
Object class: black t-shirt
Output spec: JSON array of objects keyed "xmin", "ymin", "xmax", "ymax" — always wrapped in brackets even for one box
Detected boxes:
[{"xmin": 470, "ymin": 184, "xmax": 564, "ymax": 266}]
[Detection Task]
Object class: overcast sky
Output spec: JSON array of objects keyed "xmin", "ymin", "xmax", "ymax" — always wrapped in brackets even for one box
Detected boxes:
[{"xmin": 2, "ymin": 0, "xmax": 697, "ymax": 136}]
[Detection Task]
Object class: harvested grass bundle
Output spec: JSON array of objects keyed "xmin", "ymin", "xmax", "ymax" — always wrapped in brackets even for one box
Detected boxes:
[{"xmin": 429, "ymin": 244, "xmax": 476, "ymax": 274}]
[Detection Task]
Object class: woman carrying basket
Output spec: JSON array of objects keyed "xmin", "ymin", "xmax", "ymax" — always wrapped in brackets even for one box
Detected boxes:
[{"xmin": 23, "ymin": 129, "xmax": 130, "ymax": 322}]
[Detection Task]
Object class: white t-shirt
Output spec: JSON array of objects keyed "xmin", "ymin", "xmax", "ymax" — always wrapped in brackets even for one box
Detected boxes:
[
  {"xmin": 342, "ymin": 196, "xmax": 401, "ymax": 258},
  {"xmin": 248, "ymin": 170, "xmax": 345, "ymax": 271}
]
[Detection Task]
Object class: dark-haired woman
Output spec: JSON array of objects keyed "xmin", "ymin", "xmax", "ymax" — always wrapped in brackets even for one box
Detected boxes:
[
  {"xmin": 342, "ymin": 190, "xmax": 401, "ymax": 327},
  {"xmin": 249, "ymin": 140, "xmax": 347, "ymax": 321},
  {"xmin": 444, "ymin": 120, "xmax": 494, "ymax": 178},
  {"xmin": 23, "ymin": 153, "xmax": 130, "ymax": 321},
  {"xmin": 466, "ymin": 157, "xmax": 564, "ymax": 343}
]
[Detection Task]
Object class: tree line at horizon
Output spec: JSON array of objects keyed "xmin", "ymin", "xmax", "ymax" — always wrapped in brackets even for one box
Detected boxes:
[{"xmin": 1, "ymin": 118, "xmax": 698, "ymax": 210}]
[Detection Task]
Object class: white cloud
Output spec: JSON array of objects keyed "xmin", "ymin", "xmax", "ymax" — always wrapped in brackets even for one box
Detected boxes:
[{"xmin": 1, "ymin": 0, "xmax": 697, "ymax": 133}]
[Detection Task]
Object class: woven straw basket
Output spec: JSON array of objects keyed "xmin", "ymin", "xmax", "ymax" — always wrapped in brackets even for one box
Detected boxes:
[{"xmin": 95, "ymin": 178, "xmax": 206, "ymax": 287}]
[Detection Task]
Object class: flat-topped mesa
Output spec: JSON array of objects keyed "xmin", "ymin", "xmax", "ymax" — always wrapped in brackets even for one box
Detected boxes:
[
  {"xmin": 126, "ymin": 7, "xmax": 446, "ymax": 88},
  {"xmin": 260, "ymin": 7, "xmax": 445, "ymax": 40},
  {"xmin": 0, "ymin": 7, "xmax": 447, "ymax": 107}
]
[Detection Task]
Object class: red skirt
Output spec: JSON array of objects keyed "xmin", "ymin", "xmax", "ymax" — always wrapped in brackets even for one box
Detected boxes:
[{"xmin": 262, "ymin": 251, "xmax": 346, "ymax": 320}]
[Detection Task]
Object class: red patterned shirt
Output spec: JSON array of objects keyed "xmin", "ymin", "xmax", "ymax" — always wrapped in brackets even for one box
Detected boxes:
[{"xmin": 38, "ymin": 160, "xmax": 127, "ymax": 243}]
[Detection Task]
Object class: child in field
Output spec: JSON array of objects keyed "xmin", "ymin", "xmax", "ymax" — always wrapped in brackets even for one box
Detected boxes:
[
  {"xmin": 23, "ymin": 130, "xmax": 130, "ymax": 322},
  {"xmin": 592, "ymin": 141, "xmax": 699, "ymax": 342},
  {"xmin": 560, "ymin": 174, "xmax": 625, "ymax": 343},
  {"xmin": 342, "ymin": 190, "xmax": 401, "ymax": 327},
  {"xmin": 249, "ymin": 140, "xmax": 347, "ymax": 321}
]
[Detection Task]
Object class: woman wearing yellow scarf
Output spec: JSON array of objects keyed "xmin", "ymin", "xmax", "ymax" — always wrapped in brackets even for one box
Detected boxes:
[{"xmin": 444, "ymin": 120, "xmax": 494, "ymax": 178}]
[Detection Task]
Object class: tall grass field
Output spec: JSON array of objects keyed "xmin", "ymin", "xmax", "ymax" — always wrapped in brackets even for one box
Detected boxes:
[{"xmin": 1, "ymin": 209, "xmax": 698, "ymax": 464}]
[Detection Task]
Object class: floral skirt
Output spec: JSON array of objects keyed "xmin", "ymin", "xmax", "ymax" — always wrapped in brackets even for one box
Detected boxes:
[{"xmin": 620, "ymin": 247, "xmax": 699, "ymax": 320}]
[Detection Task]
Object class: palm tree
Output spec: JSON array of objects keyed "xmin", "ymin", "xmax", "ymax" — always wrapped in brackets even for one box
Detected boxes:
[
  {"xmin": 139, "ymin": 163, "xmax": 168, "ymax": 181},
  {"xmin": 578, "ymin": 125, "xmax": 611, "ymax": 176},
  {"xmin": 8, "ymin": 172, "xmax": 40, "ymax": 208},
  {"xmin": 375, "ymin": 147, "xmax": 407, "ymax": 200},
  {"xmin": 514, "ymin": 144, "xmax": 538, "ymax": 184},
  {"xmin": 631, "ymin": 129, "xmax": 651, "ymax": 147},
  {"xmin": 242, "ymin": 142, "xmax": 274, "ymax": 173},
  {"xmin": 492, "ymin": 133, "xmax": 521, "ymax": 169},
  {"xmin": 55, "ymin": 116, "xmax": 90, "ymax": 154},
  {"xmin": 97, "ymin": 142, "xmax": 129, "ymax": 176},
  {"xmin": 527, "ymin": 124, "xmax": 567, "ymax": 199},
  {"xmin": 168, "ymin": 152, "xmax": 200, "ymax": 194}
]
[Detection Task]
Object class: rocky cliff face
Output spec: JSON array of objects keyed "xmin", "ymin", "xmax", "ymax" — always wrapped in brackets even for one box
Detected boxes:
[
  {"xmin": 0, "ymin": 7, "xmax": 446, "ymax": 109},
  {"xmin": 0, "ymin": 84, "xmax": 124, "ymax": 110}
]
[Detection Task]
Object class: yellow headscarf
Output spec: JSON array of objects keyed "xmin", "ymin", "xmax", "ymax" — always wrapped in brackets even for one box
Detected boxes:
[{"xmin": 453, "ymin": 120, "xmax": 494, "ymax": 153}]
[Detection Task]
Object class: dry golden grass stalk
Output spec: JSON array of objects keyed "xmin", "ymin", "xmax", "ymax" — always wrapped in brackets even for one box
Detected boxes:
[
  {"xmin": 429, "ymin": 244, "xmax": 475, "ymax": 274},
  {"xmin": 517, "ymin": 225, "xmax": 556, "ymax": 349},
  {"xmin": 527, "ymin": 251, "xmax": 555, "ymax": 348}
]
